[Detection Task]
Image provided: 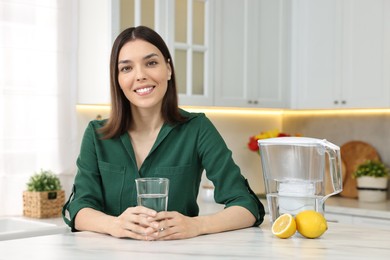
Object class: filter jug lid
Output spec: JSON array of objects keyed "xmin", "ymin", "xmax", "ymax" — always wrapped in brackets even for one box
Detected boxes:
[{"xmin": 257, "ymin": 137, "xmax": 328, "ymax": 146}]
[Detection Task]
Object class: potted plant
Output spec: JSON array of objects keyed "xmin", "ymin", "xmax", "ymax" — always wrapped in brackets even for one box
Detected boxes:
[
  {"xmin": 353, "ymin": 160, "xmax": 389, "ymax": 202},
  {"xmin": 23, "ymin": 169, "xmax": 65, "ymax": 218}
]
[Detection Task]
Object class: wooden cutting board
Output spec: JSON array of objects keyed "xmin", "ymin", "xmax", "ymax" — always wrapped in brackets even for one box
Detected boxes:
[{"xmin": 339, "ymin": 141, "xmax": 380, "ymax": 198}]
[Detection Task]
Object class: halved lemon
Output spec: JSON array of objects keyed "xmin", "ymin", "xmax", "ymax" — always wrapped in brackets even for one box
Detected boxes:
[{"xmin": 271, "ymin": 213, "xmax": 297, "ymax": 239}]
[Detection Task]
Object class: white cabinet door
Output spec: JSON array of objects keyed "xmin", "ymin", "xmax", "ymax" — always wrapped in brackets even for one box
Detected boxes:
[
  {"xmin": 214, "ymin": 0, "xmax": 290, "ymax": 108},
  {"xmin": 290, "ymin": 0, "xmax": 342, "ymax": 109},
  {"xmin": 77, "ymin": 0, "xmax": 119, "ymax": 105},
  {"xmin": 174, "ymin": 0, "xmax": 214, "ymax": 106},
  {"xmin": 341, "ymin": 0, "xmax": 390, "ymax": 108},
  {"xmin": 292, "ymin": 0, "xmax": 390, "ymax": 109}
]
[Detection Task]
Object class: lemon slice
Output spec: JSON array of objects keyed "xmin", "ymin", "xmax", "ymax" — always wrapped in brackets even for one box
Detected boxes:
[
  {"xmin": 295, "ymin": 210, "xmax": 328, "ymax": 239},
  {"xmin": 271, "ymin": 213, "xmax": 297, "ymax": 239}
]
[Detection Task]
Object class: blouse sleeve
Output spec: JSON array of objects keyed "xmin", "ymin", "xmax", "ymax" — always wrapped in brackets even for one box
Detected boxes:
[
  {"xmin": 196, "ymin": 115, "xmax": 265, "ymax": 226},
  {"xmin": 62, "ymin": 121, "xmax": 105, "ymax": 231}
]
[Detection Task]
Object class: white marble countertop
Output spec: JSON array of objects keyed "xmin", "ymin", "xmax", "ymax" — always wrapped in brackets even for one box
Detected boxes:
[
  {"xmin": 1, "ymin": 197, "xmax": 390, "ymax": 259},
  {"xmin": 0, "ymin": 215, "xmax": 389, "ymax": 259},
  {"xmin": 324, "ymin": 196, "xmax": 390, "ymax": 219},
  {"xmin": 255, "ymin": 195, "xmax": 390, "ymax": 220},
  {"xmin": 1, "ymin": 199, "xmax": 390, "ymax": 259}
]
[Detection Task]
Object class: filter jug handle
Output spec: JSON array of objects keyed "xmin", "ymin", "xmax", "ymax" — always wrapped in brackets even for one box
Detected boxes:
[{"xmin": 321, "ymin": 139, "xmax": 343, "ymax": 201}]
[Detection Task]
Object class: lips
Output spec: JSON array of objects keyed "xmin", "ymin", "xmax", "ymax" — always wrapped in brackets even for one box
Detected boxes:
[{"xmin": 134, "ymin": 86, "xmax": 155, "ymax": 95}]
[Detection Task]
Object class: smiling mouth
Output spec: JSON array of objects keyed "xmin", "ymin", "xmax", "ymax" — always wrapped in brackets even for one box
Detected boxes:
[{"xmin": 134, "ymin": 86, "xmax": 155, "ymax": 94}]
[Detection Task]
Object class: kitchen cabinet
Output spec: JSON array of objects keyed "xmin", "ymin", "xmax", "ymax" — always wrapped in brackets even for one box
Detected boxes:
[
  {"xmin": 214, "ymin": 0, "xmax": 290, "ymax": 108},
  {"xmin": 78, "ymin": 0, "xmax": 390, "ymax": 109},
  {"xmin": 291, "ymin": 0, "xmax": 390, "ymax": 109},
  {"xmin": 77, "ymin": 0, "xmax": 120, "ymax": 105},
  {"xmin": 174, "ymin": 0, "xmax": 215, "ymax": 106}
]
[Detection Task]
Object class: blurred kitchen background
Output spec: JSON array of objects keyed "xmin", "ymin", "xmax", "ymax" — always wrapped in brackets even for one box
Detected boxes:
[{"xmin": 1, "ymin": 0, "xmax": 390, "ymax": 216}]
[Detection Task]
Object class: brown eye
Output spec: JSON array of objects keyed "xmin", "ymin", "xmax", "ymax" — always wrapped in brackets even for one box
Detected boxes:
[
  {"xmin": 147, "ymin": 60, "xmax": 158, "ymax": 67},
  {"xmin": 120, "ymin": 66, "xmax": 132, "ymax": 73}
]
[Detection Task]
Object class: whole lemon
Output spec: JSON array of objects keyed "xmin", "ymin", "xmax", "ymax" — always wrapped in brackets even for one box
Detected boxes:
[{"xmin": 295, "ymin": 210, "xmax": 328, "ymax": 239}]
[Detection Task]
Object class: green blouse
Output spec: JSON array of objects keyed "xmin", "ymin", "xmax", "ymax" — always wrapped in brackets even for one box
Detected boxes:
[{"xmin": 62, "ymin": 109, "xmax": 265, "ymax": 230}]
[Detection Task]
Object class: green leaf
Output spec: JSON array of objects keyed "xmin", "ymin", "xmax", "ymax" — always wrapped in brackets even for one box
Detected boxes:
[
  {"xmin": 353, "ymin": 160, "xmax": 390, "ymax": 178},
  {"xmin": 26, "ymin": 169, "xmax": 62, "ymax": 192}
]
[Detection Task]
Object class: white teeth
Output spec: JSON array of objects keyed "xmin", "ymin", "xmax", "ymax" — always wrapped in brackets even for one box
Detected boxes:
[{"xmin": 135, "ymin": 87, "xmax": 153, "ymax": 93}]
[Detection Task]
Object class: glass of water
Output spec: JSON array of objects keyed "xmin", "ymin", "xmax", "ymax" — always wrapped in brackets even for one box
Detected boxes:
[{"xmin": 135, "ymin": 177, "xmax": 169, "ymax": 212}]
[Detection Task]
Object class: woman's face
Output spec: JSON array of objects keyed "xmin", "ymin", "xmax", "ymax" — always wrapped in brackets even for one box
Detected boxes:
[{"xmin": 117, "ymin": 39, "xmax": 171, "ymax": 110}]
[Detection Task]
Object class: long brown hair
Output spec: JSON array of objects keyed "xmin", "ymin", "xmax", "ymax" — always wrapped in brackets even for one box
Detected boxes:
[{"xmin": 99, "ymin": 26, "xmax": 186, "ymax": 139}]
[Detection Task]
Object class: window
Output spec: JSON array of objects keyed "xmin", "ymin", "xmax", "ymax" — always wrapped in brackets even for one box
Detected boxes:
[{"xmin": 0, "ymin": 0, "xmax": 78, "ymax": 215}]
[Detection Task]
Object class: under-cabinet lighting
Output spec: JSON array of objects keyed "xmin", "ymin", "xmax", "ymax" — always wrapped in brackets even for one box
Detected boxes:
[
  {"xmin": 76, "ymin": 104, "xmax": 390, "ymax": 116},
  {"xmin": 283, "ymin": 108, "xmax": 390, "ymax": 116},
  {"xmin": 181, "ymin": 106, "xmax": 283, "ymax": 116}
]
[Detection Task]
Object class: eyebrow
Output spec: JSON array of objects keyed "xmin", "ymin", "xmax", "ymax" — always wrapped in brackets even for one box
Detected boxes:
[{"xmin": 118, "ymin": 53, "xmax": 159, "ymax": 64}]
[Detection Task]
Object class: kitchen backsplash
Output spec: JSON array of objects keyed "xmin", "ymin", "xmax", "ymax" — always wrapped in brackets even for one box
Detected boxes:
[{"xmin": 283, "ymin": 112, "xmax": 390, "ymax": 166}]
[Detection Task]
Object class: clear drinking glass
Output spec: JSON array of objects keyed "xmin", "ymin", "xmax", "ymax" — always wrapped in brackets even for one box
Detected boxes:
[{"xmin": 135, "ymin": 178, "xmax": 169, "ymax": 212}]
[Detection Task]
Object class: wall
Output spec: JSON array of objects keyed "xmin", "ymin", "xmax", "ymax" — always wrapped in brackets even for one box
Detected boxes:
[
  {"xmin": 283, "ymin": 110, "xmax": 390, "ymax": 198},
  {"xmin": 283, "ymin": 111, "xmax": 390, "ymax": 164}
]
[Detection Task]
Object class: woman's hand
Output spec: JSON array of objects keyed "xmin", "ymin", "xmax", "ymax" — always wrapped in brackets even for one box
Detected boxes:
[
  {"xmin": 147, "ymin": 211, "xmax": 202, "ymax": 240},
  {"xmin": 76, "ymin": 206, "xmax": 255, "ymax": 241},
  {"xmin": 110, "ymin": 206, "xmax": 161, "ymax": 240},
  {"xmin": 75, "ymin": 207, "xmax": 161, "ymax": 240}
]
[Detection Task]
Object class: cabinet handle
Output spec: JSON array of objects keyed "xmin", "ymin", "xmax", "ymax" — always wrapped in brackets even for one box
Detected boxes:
[
  {"xmin": 253, "ymin": 100, "xmax": 258, "ymax": 104},
  {"xmin": 341, "ymin": 100, "xmax": 346, "ymax": 105},
  {"xmin": 334, "ymin": 100, "xmax": 339, "ymax": 105}
]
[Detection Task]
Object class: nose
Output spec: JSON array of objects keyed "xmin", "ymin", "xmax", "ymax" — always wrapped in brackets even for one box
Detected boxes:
[
  {"xmin": 136, "ymin": 76, "xmax": 147, "ymax": 82},
  {"xmin": 135, "ymin": 66, "xmax": 147, "ymax": 82}
]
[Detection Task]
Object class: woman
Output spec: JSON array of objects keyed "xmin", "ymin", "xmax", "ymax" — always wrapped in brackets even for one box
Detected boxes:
[{"xmin": 63, "ymin": 26, "xmax": 264, "ymax": 241}]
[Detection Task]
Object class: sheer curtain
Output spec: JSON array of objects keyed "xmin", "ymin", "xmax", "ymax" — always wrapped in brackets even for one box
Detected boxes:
[{"xmin": 0, "ymin": 0, "xmax": 78, "ymax": 215}]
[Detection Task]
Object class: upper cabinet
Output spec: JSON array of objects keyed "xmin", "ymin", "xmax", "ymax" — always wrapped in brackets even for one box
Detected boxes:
[
  {"xmin": 214, "ymin": 0, "xmax": 291, "ymax": 108},
  {"xmin": 291, "ymin": 0, "xmax": 390, "ymax": 109},
  {"xmin": 77, "ymin": 0, "xmax": 119, "ymax": 105},
  {"xmin": 78, "ymin": 0, "xmax": 390, "ymax": 109},
  {"xmin": 173, "ymin": 0, "xmax": 214, "ymax": 106}
]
